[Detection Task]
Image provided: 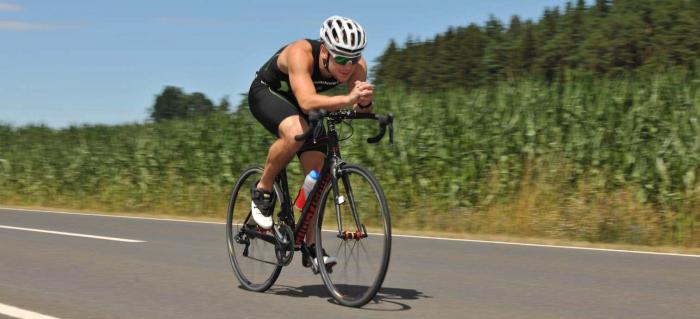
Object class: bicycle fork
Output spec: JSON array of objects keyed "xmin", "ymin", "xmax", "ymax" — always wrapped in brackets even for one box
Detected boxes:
[{"xmin": 331, "ymin": 165, "xmax": 368, "ymax": 241}]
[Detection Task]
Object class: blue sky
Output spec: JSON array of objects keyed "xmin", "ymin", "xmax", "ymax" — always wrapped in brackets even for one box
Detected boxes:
[{"xmin": 1, "ymin": 0, "xmax": 574, "ymax": 128}]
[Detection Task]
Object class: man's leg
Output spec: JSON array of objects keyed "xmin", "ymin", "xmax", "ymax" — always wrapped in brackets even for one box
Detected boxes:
[
  {"xmin": 251, "ymin": 115, "xmax": 309, "ymax": 229},
  {"xmin": 256, "ymin": 115, "xmax": 309, "ymax": 191}
]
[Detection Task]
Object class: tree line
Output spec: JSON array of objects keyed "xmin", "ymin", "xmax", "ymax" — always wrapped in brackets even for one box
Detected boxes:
[
  {"xmin": 372, "ymin": 0, "xmax": 700, "ymax": 90},
  {"xmin": 150, "ymin": 86, "xmax": 231, "ymax": 122}
]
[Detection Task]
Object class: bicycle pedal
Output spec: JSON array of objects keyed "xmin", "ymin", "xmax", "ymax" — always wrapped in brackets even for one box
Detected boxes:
[{"xmin": 234, "ymin": 234, "xmax": 250, "ymax": 245}]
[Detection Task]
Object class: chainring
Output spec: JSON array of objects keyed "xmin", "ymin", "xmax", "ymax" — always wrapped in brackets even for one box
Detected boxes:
[{"xmin": 274, "ymin": 224, "xmax": 295, "ymax": 266}]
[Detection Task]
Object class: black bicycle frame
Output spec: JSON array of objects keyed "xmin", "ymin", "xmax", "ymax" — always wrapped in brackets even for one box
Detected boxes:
[
  {"xmin": 287, "ymin": 120, "xmax": 342, "ymax": 246},
  {"xmin": 237, "ymin": 132, "xmax": 340, "ymax": 253},
  {"xmin": 240, "ymin": 111, "xmax": 391, "ymax": 252}
]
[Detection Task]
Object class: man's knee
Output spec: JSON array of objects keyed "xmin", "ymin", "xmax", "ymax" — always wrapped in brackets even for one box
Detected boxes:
[{"xmin": 278, "ymin": 115, "xmax": 307, "ymax": 146}]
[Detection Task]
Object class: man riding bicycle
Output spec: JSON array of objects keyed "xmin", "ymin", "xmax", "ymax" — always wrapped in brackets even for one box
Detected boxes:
[{"xmin": 247, "ymin": 16, "xmax": 374, "ymax": 269}]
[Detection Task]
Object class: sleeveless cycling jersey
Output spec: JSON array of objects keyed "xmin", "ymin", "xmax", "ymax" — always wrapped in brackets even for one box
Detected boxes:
[{"xmin": 256, "ymin": 39, "xmax": 339, "ymax": 104}]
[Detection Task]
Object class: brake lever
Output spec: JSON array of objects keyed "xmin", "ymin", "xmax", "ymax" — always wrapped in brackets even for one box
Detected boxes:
[
  {"xmin": 366, "ymin": 113, "xmax": 394, "ymax": 144},
  {"xmin": 384, "ymin": 113, "xmax": 394, "ymax": 145},
  {"xmin": 389, "ymin": 123, "xmax": 394, "ymax": 145}
]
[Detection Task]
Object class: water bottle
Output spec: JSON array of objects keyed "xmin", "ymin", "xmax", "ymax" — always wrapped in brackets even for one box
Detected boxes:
[{"xmin": 295, "ymin": 170, "xmax": 319, "ymax": 210}]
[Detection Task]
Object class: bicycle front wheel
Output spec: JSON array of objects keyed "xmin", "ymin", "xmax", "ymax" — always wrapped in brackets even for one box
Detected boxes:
[
  {"xmin": 226, "ymin": 166, "xmax": 282, "ymax": 292},
  {"xmin": 316, "ymin": 164, "xmax": 391, "ymax": 307}
]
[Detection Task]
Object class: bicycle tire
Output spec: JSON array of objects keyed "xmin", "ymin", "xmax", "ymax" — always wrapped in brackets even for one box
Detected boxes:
[
  {"xmin": 315, "ymin": 164, "xmax": 391, "ymax": 307},
  {"xmin": 226, "ymin": 166, "xmax": 282, "ymax": 292}
]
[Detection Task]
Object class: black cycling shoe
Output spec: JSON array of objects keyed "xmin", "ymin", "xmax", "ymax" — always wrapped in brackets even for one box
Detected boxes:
[{"xmin": 302, "ymin": 248, "xmax": 312, "ymax": 268}]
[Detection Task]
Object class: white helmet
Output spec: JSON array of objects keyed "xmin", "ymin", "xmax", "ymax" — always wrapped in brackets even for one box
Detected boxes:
[{"xmin": 319, "ymin": 15, "xmax": 367, "ymax": 58}]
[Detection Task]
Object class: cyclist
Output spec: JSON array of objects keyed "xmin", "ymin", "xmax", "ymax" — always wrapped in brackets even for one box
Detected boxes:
[{"xmin": 247, "ymin": 16, "xmax": 374, "ymax": 269}]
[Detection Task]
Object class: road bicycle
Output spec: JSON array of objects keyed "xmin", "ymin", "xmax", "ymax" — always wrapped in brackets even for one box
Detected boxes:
[{"xmin": 226, "ymin": 109, "xmax": 394, "ymax": 307}]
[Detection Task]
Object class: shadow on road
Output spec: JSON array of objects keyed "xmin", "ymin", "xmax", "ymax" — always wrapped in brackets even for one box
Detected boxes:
[{"xmin": 266, "ymin": 284, "xmax": 431, "ymax": 311}]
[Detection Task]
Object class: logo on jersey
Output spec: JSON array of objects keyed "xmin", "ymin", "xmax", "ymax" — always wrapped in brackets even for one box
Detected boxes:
[{"xmin": 314, "ymin": 80, "xmax": 338, "ymax": 91}]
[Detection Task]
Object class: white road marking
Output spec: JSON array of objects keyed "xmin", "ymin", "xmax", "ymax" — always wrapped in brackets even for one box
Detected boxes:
[
  {"xmin": 0, "ymin": 225, "xmax": 145, "ymax": 243},
  {"xmin": 0, "ymin": 207, "xmax": 221, "ymax": 224},
  {"xmin": 2, "ymin": 207, "xmax": 699, "ymax": 258},
  {"xmin": 0, "ymin": 302, "xmax": 62, "ymax": 319},
  {"xmin": 386, "ymin": 233, "xmax": 700, "ymax": 258}
]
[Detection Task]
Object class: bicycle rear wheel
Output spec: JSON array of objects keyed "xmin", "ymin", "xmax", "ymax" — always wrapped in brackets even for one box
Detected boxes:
[
  {"xmin": 315, "ymin": 164, "xmax": 391, "ymax": 307},
  {"xmin": 226, "ymin": 166, "xmax": 282, "ymax": 292}
]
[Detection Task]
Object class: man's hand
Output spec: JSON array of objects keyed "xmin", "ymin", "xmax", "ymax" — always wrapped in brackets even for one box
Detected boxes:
[{"xmin": 349, "ymin": 80, "xmax": 374, "ymax": 113}]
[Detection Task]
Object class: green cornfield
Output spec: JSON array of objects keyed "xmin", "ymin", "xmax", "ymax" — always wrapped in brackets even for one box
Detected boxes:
[{"xmin": 1, "ymin": 72, "xmax": 699, "ymax": 246}]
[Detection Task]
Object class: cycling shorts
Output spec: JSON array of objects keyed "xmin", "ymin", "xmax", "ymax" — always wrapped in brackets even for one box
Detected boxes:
[{"xmin": 248, "ymin": 77, "xmax": 327, "ymax": 156}]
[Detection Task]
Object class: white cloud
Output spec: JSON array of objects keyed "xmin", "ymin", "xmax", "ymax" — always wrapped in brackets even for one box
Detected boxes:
[
  {"xmin": 0, "ymin": 20, "xmax": 79, "ymax": 31},
  {"xmin": 0, "ymin": 2, "xmax": 22, "ymax": 12}
]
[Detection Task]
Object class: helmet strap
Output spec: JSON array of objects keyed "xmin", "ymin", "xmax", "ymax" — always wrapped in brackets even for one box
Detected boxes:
[
  {"xmin": 321, "ymin": 44, "xmax": 331, "ymax": 74},
  {"xmin": 323, "ymin": 56, "xmax": 330, "ymax": 74}
]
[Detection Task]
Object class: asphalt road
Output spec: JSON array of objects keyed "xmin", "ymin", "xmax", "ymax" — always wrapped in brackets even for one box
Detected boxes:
[{"xmin": 1, "ymin": 208, "xmax": 699, "ymax": 319}]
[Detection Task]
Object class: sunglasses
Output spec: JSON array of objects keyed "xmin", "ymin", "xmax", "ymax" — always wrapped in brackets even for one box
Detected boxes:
[{"xmin": 330, "ymin": 52, "xmax": 361, "ymax": 65}]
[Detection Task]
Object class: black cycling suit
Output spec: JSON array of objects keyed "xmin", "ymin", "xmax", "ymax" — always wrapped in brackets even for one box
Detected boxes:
[{"xmin": 248, "ymin": 39, "xmax": 339, "ymax": 155}]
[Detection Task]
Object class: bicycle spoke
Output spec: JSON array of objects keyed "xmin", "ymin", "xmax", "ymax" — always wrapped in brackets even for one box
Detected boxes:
[{"xmin": 242, "ymin": 254, "xmax": 279, "ymax": 266}]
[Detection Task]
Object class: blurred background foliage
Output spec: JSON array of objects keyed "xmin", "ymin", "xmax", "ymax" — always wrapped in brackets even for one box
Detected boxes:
[{"xmin": 1, "ymin": 0, "xmax": 699, "ymax": 247}]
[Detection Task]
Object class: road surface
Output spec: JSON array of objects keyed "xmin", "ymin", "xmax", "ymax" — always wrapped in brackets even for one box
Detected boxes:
[{"xmin": 1, "ymin": 208, "xmax": 699, "ymax": 319}]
